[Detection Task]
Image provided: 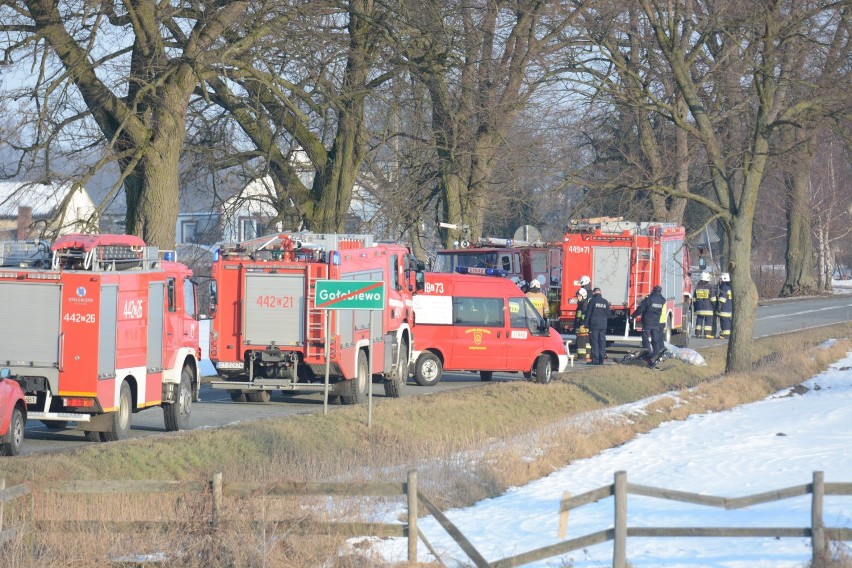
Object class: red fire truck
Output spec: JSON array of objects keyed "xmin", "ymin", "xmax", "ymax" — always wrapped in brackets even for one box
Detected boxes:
[
  {"xmin": 0, "ymin": 234, "xmax": 201, "ymax": 442},
  {"xmin": 557, "ymin": 219, "xmax": 693, "ymax": 345},
  {"xmin": 433, "ymin": 237, "xmax": 562, "ymax": 299},
  {"xmin": 208, "ymin": 232, "xmax": 422, "ymax": 403},
  {"xmin": 411, "ymin": 269, "xmax": 570, "ymax": 386}
]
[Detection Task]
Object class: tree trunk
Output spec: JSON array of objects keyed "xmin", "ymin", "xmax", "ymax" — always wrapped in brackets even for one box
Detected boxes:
[
  {"xmin": 123, "ymin": 124, "xmax": 185, "ymax": 250},
  {"xmin": 725, "ymin": 215, "xmax": 759, "ymax": 373},
  {"xmin": 781, "ymin": 131, "xmax": 816, "ymax": 297}
]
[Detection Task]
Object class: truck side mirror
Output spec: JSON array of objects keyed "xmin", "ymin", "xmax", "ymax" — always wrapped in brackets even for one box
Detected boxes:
[{"xmin": 209, "ymin": 280, "xmax": 218, "ymax": 317}]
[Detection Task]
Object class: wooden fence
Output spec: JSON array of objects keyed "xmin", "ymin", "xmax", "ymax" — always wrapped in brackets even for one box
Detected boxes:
[
  {"xmin": 3, "ymin": 470, "xmax": 851, "ymax": 567},
  {"xmin": 490, "ymin": 470, "xmax": 852, "ymax": 568},
  {"xmin": 0, "ymin": 470, "xmax": 421, "ymax": 563}
]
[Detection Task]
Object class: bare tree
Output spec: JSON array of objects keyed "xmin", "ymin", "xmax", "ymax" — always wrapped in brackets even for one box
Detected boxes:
[
  {"xmin": 386, "ymin": 0, "xmax": 583, "ymax": 247},
  {"xmin": 0, "ymin": 1, "xmax": 257, "ymax": 248},
  {"xmin": 579, "ymin": 1, "xmax": 850, "ymax": 372}
]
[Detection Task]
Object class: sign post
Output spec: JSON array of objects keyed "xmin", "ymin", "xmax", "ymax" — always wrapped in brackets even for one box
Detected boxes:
[{"xmin": 314, "ymin": 280, "xmax": 385, "ymax": 423}]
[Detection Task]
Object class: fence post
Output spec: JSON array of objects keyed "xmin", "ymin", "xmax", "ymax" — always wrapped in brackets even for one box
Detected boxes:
[
  {"xmin": 558, "ymin": 491, "xmax": 571, "ymax": 539},
  {"xmin": 613, "ymin": 471, "xmax": 627, "ymax": 568},
  {"xmin": 212, "ymin": 472, "xmax": 223, "ymax": 528},
  {"xmin": 407, "ymin": 469, "xmax": 418, "ymax": 563},
  {"xmin": 812, "ymin": 471, "xmax": 826, "ymax": 563}
]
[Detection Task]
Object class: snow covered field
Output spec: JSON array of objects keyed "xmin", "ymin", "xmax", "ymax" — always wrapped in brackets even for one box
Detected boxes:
[{"xmin": 369, "ymin": 344, "xmax": 852, "ymax": 567}]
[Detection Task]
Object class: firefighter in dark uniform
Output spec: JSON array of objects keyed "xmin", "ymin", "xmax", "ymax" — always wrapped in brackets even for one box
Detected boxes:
[
  {"xmin": 632, "ymin": 285, "xmax": 666, "ymax": 367},
  {"xmin": 573, "ymin": 287, "xmax": 591, "ymax": 363},
  {"xmin": 716, "ymin": 272, "xmax": 733, "ymax": 338},
  {"xmin": 693, "ymin": 272, "xmax": 714, "ymax": 339},
  {"xmin": 583, "ymin": 288, "xmax": 611, "ymax": 365}
]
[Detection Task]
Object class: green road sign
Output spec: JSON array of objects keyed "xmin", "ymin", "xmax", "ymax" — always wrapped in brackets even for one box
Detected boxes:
[{"xmin": 314, "ymin": 280, "xmax": 385, "ymax": 310}]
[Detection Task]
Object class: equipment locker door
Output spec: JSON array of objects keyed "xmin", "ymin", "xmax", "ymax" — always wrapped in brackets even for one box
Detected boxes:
[{"xmin": 593, "ymin": 247, "xmax": 631, "ymax": 306}]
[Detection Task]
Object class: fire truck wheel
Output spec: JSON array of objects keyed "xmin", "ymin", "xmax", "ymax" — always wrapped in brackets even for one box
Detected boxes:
[
  {"xmin": 384, "ymin": 340, "xmax": 408, "ymax": 398},
  {"xmin": 414, "ymin": 353, "xmax": 442, "ymax": 387},
  {"xmin": 246, "ymin": 390, "xmax": 271, "ymax": 403},
  {"xmin": 164, "ymin": 367, "xmax": 193, "ymax": 431},
  {"xmin": 1, "ymin": 407, "xmax": 24, "ymax": 456},
  {"xmin": 85, "ymin": 431, "xmax": 105, "ymax": 442},
  {"xmin": 340, "ymin": 351, "xmax": 369, "ymax": 405},
  {"xmin": 101, "ymin": 381, "xmax": 132, "ymax": 442},
  {"xmin": 535, "ymin": 355, "xmax": 553, "ymax": 384},
  {"xmin": 479, "ymin": 371, "xmax": 493, "ymax": 381},
  {"xmin": 228, "ymin": 391, "xmax": 247, "ymax": 402}
]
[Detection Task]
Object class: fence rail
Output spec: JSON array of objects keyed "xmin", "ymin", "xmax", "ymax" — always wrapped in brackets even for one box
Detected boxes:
[
  {"xmin": 0, "ymin": 470, "xmax": 419, "ymax": 562},
  {"xmin": 3, "ymin": 470, "xmax": 851, "ymax": 567}
]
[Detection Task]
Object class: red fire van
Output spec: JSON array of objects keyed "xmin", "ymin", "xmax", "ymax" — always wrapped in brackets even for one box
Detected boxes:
[{"xmin": 411, "ymin": 269, "xmax": 569, "ymax": 386}]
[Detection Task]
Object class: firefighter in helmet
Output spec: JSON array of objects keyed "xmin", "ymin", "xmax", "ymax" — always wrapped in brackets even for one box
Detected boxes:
[
  {"xmin": 693, "ymin": 272, "xmax": 714, "ymax": 338},
  {"xmin": 526, "ymin": 278, "xmax": 550, "ymax": 319},
  {"xmin": 573, "ymin": 287, "xmax": 591, "ymax": 363},
  {"xmin": 578, "ymin": 275, "xmax": 592, "ymax": 296},
  {"xmin": 715, "ymin": 272, "xmax": 733, "ymax": 338}
]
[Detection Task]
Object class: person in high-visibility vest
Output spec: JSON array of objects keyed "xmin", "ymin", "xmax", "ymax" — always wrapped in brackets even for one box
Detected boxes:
[
  {"xmin": 525, "ymin": 278, "xmax": 549, "ymax": 318},
  {"xmin": 693, "ymin": 272, "xmax": 714, "ymax": 339},
  {"xmin": 716, "ymin": 273, "xmax": 733, "ymax": 338}
]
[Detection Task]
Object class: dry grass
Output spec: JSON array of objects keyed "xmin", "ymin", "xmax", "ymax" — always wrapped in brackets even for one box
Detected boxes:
[{"xmin": 0, "ymin": 322, "xmax": 850, "ymax": 566}]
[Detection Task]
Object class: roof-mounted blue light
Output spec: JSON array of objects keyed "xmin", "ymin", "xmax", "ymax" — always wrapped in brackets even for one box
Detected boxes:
[
  {"xmin": 455, "ymin": 266, "xmax": 507, "ymax": 277},
  {"xmin": 164, "ymin": 251, "xmax": 175, "ymax": 262},
  {"xmin": 213, "ymin": 248, "xmax": 220, "ymax": 262},
  {"xmin": 331, "ymin": 251, "xmax": 341, "ymax": 266}
]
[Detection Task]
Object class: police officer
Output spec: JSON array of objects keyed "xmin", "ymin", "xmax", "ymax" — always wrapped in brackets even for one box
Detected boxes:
[
  {"xmin": 693, "ymin": 272, "xmax": 714, "ymax": 339},
  {"xmin": 573, "ymin": 287, "xmax": 591, "ymax": 363},
  {"xmin": 632, "ymin": 285, "xmax": 666, "ymax": 367},
  {"xmin": 716, "ymin": 272, "xmax": 733, "ymax": 338},
  {"xmin": 583, "ymin": 288, "xmax": 611, "ymax": 365},
  {"xmin": 526, "ymin": 278, "xmax": 550, "ymax": 318}
]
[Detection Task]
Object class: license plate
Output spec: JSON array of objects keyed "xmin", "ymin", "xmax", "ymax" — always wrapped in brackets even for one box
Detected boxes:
[
  {"xmin": 25, "ymin": 395, "xmax": 37, "ymax": 405},
  {"xmin": 217, "ymin": 362, "xmax": 243, "ymax": 370}
]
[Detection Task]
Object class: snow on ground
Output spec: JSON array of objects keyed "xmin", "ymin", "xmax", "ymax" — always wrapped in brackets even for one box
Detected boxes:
[
  {"xmin": 834, "ymin": 278, "xmax": 852, "ymax": 294},
  {"xmin": 367, "ymin": 347, "xmax": 852, "ymax": 567}
]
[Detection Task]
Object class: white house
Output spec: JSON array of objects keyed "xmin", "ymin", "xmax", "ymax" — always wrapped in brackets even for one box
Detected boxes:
[
  {"xmin": 175, "ymin": 175, "xmax": 285, "ymax": 245},
  {"xmin": 0, "ymin": 181, "xmax": 97, "ymax": 240}
]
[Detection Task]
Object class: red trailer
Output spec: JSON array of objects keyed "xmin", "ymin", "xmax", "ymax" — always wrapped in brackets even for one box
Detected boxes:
[
  {"xmin": 0, "ymin": 234, "xmax": 201, "ymax": 442},
  {"xmin": 557, "ymin": 219, "xmax": 693, "ymax": 345},
  {"xmin": 208, "ymin": 232, "xmax": 422, "ymax": 403}
]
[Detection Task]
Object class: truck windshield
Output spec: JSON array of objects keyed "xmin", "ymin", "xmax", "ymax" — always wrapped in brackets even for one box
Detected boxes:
[{"xmin": 434, "ymin": 251, "xmax": 499, "ymax": 273}]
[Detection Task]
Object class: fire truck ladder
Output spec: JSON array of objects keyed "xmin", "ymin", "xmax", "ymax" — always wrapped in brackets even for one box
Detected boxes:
[
  {"xmin": 628, "ymin": 240, "xmax": 655, "ymax": 337},
  {"xmin": 305, "ymin": 264, "xmax": 329, "ymax": 360}
]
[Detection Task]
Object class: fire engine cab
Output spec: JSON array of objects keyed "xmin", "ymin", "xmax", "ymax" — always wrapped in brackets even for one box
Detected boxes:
[
  {"xmin": 0, "ymin": 234, "xmax": 201, "ymax": 442},
  {"xmin": 433, "ymin": 236, "xmax": 561, "ymax": 299},
  {"xmin": 411, "ymin": 269, "xmax": 570, "ymax": 386},
  {"xmin": 557, "ymin": 219, "xmax": 693, "ymax": 345},
  {"xmin": 208, "ymin": 232, "xmax": 422, "ymax": 403}
]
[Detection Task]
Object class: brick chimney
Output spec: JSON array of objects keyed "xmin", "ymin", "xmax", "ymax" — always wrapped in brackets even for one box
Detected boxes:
[{"xmin": 16, "ymin": 206, "xmax": 33, "ymax": 240}]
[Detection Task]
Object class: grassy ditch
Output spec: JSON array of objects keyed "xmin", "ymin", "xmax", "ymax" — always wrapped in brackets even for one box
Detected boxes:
[{"xmin": 1, "ymin": 322, "xmax": 850, "ymax": 566}]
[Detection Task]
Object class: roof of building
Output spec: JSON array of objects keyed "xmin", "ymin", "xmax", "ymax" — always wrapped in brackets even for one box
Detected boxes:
[{"xmin": 0, "ymin": 180, "xmax": 86, "ymax": 218}]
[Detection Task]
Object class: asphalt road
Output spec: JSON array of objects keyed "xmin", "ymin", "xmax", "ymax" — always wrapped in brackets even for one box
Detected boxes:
[{"xmin": 16, "ymin": 293, "xmax": 852, "ymax": 456}]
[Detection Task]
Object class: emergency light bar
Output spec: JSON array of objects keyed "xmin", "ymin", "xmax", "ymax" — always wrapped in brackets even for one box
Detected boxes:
[{"xmin": 454, "ymin": 266, "xmax": 507, "ymax": 277}]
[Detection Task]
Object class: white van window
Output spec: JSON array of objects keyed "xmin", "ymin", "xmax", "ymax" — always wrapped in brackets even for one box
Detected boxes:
[
  {"xmin": 453, "ymin": 297, "xmax": 504, "ymax": 327},
  {"xmin": 509, "ymin": 297, "xmax": 544, "ymax": 332}
]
